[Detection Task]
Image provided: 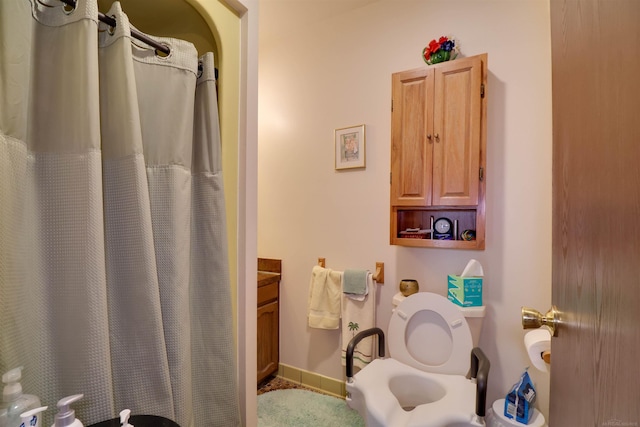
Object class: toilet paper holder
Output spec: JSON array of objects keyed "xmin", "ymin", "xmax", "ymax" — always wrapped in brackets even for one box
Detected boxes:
[{"xmin": 521, "ymin": 305, "xmax": 560, "ymax": 337}]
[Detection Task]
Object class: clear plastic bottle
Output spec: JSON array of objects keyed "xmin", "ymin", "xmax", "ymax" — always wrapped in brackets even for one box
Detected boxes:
[
  {"xmin": 0, "ymin": 367, "xmax": 41, "ymax": 427},
  {"xmin": 20, "ymin": 406, "xmax": 48, "ymax": 427}
]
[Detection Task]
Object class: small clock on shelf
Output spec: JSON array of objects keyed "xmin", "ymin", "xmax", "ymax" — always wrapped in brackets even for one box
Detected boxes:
[{"xmin": 433, "ymin": 217, "xmax": 454, "ymax": 240}]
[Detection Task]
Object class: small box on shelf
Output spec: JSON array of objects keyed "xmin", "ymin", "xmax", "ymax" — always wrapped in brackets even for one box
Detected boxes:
[{"xmin": 398, "ymin": 228, "xmax": 431, "ymax": 239}]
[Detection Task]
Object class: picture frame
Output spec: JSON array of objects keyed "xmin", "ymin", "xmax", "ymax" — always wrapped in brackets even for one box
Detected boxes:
[{"xmin": 335, "ymin": 124, "xmax": 366, "ymax": 170}]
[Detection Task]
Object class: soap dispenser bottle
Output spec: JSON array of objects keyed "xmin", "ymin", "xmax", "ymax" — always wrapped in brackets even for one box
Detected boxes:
[
  {"xmin": 1, "ymin": 367, "xmax": 42, "ymax": 427},
  {"xmin": 119, "ymin": 410, "xmax": 133, "ymax": 427},
  {"xmin": 19, "ymin": 406, "xmax": 47, "ymax": 427},
  {"xmin": 51, "ymin": 395, "xmax": 84, "ymax": 427}
]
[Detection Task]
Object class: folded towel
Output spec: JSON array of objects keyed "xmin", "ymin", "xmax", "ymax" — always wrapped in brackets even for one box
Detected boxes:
[
  {"xmin": 341, "ymin": 272, "xmax": 376, "ymax": 369},
  {"xmin": 343, "ymin": 269, "xmax": 369, "ymax": 295},
  {"xmin": 308, "ymin": 265, "xmax": 343, "ymax": 329}
]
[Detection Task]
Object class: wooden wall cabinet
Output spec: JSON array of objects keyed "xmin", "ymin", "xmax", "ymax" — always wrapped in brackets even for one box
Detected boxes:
[
  {"xmin": 257, "ymin": 258, "xmax": 281, "ymax": 384},
  {"xmin": 390, "ymin": 53, "xmax": 487, "ymax": 249}
]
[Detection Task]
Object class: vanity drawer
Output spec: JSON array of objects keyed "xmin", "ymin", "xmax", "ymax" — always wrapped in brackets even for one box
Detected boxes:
[{"xmin": 258, "ymin": 282, "xmax": 278, "ymax": 306}]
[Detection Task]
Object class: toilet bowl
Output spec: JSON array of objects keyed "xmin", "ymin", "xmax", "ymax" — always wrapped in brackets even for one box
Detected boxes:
[{"xmin": 346, "ymin": 292, "xmax": 489, "ymax": 427}]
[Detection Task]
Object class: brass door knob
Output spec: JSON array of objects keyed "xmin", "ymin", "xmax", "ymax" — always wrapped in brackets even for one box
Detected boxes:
[{"xmin": 521, "ymin": 306, "xmax": 560, "ymax": 337}]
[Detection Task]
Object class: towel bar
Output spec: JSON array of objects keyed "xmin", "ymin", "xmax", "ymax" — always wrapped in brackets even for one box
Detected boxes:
[{"xmin": 316, "ymin": 258, "xmax": 384, "ymax": 284}]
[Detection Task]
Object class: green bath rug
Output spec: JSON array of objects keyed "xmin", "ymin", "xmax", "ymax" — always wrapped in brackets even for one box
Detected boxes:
[{"xmin": 257, "ymin": 389, "xmax": 365, "ymax": 426}]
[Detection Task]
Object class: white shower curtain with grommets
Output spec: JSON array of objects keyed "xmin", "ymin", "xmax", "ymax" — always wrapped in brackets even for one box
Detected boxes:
[{"xmin": 0, "ymin": 1, "xmax": 240, "ymax": 426}]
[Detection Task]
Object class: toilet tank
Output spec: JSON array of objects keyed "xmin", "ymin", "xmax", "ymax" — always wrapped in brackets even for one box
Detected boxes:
[{"xmin": 458, "ymin": 306, "xmax": 486, "ymax": 347}]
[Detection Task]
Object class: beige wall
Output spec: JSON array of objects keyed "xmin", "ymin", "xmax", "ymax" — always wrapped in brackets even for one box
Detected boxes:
[{"xmin": 258, "ymin": 0, "xmax": 553, "ymax": 418}]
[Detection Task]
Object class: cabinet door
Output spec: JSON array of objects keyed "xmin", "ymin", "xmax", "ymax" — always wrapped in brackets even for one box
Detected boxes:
[
  {"xmin": 432, "ymin": 56, "xmax": 482, "ymax": 206},
  {"xmin": 390, "ymin": 67, "xmax": 433, "ymax": 206},
  {"xmin": 257, "ymin": 300, "xmax": 279, "ymax": 383}
]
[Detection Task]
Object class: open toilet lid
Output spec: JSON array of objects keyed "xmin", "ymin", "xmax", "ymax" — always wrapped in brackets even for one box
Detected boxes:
[{"xmin": 388, "ymin": 292, "xmax": 473, "ymax": 375}]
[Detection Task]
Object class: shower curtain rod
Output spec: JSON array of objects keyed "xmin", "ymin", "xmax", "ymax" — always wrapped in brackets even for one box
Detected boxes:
[{"xmin": 58, "ymin": 0, "xmax": 171, "ymax": 55}]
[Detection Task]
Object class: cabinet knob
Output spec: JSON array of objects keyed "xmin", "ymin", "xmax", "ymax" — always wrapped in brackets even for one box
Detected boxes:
[
  {"xmin": 426, "ymin": 133, "xmax": 432, "ymax": 141},
  {"xmin": 434, "ymin": 133, "xmax": 440, "ymax": 141}
]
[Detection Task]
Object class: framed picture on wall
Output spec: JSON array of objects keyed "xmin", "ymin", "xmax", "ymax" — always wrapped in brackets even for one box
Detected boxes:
[{"xmin": 335, "ymin": 124, "xmax": 365, "ymax": 170}]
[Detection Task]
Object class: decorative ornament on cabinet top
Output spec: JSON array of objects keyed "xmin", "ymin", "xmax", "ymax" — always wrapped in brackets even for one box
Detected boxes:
[{"xmin": 422, "ymin": 35, "xmax": 459, "ymax": 65}]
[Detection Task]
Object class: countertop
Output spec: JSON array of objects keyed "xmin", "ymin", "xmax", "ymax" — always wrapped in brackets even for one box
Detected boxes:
[
  {"xmin": 258, "ymin": 258, "xmax": 282, "ymax": 287},
  {"xmin": 258, "ymin": 271, "xmax": 281, "ymax": 287}
]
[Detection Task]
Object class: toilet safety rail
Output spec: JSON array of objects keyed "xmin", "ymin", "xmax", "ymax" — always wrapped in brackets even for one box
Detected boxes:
[
  {"xmin": 467, "ymin": 347, "xmax": 490, "ymax": 418},
  {"xmin": 345, "ymin": 327, "xmax": 386, "ymax": 380},
  {"xmin": 346, "ymin": 328, "xmax": 491, "ymax": 419}
]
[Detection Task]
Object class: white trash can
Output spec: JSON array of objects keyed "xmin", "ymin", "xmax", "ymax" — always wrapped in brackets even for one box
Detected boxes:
[{"xmin": 485, "ymin": 399, "xmax": 547, "ymax": 427}]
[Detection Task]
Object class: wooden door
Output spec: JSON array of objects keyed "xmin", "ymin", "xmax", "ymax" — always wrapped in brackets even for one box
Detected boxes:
[
  {"xmin": 390, "ymin": 67, "xmax": 433, "ymax": 206},
  {"xmin": 550, "ymin": 0, "xmax": 640, "ymax": 425},
  {"xmin": 432, "ymin": 55, "xmax": 483, "ymax": 206}
]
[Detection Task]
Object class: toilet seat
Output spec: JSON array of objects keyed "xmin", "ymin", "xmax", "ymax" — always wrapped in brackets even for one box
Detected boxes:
[
  {"xmin": 388, "ymin": 292, "xmax": 473, "ymax": 375},
  {"xmin": 345, "ymin": 292, "xmax": 489, "ymax": 427},
  {"xmin": 346, "ymin": 358, "xmax": 480, "ymax": 427}
]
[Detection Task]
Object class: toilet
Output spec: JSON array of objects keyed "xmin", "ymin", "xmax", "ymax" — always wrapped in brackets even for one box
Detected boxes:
[{"xmin": 345, "ymin": 292, "xmax": 489, "ymax": 427}]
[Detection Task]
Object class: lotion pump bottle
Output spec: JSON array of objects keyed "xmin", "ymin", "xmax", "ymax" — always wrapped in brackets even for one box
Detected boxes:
[{"xmin": 51, "ymin": 395, "xmax": 84, "ymax": 427}]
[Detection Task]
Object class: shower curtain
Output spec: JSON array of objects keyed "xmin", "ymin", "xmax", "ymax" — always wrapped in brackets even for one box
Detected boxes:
[{"xmin": 0, "ymin": 1, "xmax": 240, "ymax": 426}]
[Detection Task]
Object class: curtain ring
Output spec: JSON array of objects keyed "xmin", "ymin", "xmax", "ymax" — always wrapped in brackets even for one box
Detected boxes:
[
  {"xmin": 155, "ymin": 44, "xmax": 171, "ymax": 58},
  {"xmin": 35, "ymin": 0, "xmax": 55, "ymax": 9},
  {"xmin": 107, "ymin": 15, "xmax": 116, "ymax": 36},
  {"xmin": 62, "ymin": 0, "xmax": 76, "ymax": 14}
]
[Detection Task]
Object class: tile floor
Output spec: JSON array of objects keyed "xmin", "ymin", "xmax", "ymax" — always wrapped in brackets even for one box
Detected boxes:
[{"xmin": 257, "ymin": 375, "xmax": 328, "ymax": 396}]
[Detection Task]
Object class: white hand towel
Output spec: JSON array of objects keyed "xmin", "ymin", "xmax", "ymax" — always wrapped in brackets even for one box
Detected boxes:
[
  {"xmin": 341, "ymin": 272, "xmax": 376, "ymax": 369},
  {"xmin": 308, "ymin": 265, "xmax": 342, "ymax": 329}
]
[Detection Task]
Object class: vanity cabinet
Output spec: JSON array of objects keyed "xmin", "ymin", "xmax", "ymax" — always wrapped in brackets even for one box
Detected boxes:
[
  {"xmin": 257, "ymin": 258, "xmax": 281, "ymax": 384},
  {"xmin": 390, "ymin": 53, "xmax": 487, "ymax": 249}
]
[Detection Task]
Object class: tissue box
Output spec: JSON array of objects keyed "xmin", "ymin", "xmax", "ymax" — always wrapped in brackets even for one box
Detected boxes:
[{"xmin": 447, "ymin": 275, "xmax": 483, "ymax": 307}]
